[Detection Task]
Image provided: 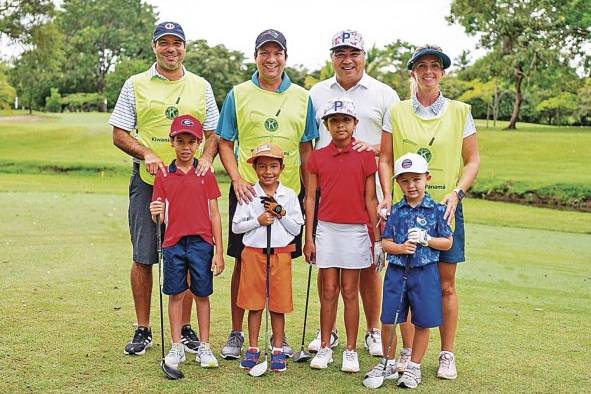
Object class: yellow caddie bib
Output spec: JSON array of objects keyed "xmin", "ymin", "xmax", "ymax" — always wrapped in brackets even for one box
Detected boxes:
[
  {"xmin": 234, "ymin": 81, "xmax": 309, "ymax": 194},
  {"xmin": 133, "ymin": 70, "xmax": 206, "ymax": 185}
]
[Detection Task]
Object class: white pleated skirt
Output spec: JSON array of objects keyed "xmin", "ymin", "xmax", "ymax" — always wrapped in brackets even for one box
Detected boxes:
[{"xmin": 315, "ymin": 220, "xmax": 372, "ymax": 269}]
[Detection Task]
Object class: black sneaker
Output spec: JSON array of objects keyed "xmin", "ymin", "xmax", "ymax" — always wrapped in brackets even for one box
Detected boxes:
[
  {"xmin": 180, "ymin": 324, "xmax": 201, "ymax": 354},
  {"xmin": 124, "ymin": 326, "xmax": 152, "ymax": 355}
]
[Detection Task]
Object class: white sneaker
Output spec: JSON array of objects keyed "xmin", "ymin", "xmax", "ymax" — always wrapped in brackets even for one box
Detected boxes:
[
  {"xmin": 310, "ymin": 347, "xmax": 333, "ymax": 369},
  {"xmin": 363, "ymin": 358, "xmax": 398, "ymax": 388},
  {"xmin": 364, "ymin": 329, "xmax": 383, "ymax": 356},
  {"xmin": 308, "ymin": 329, "xmax": 339, "ymax": 352},
  {"xmin": 341, "ymin": 350, "xmax": 360, "ymax": 373},
  {"xmin": 398, "ymin": 362, "xmax": 422, "ymax": 389},
  {"xmin": 164, "ymin": 342, "xmax": 186, "ymax": 370},
  {"xmin": 437, "ymin": 351, "xmax": 457, "ymax": 379},
  {"xmin": 196, "ymin": 342, "xmax": 218, "ymax": 368},
  {"xmin": 397, "ymin": 347, "xmax": 412, "ymax": 372}
]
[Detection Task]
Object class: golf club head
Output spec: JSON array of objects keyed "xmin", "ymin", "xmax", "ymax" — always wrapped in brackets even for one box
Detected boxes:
[
  {"xmin": 160, "ymin": 360, "xmax": 184, "ymax": 380},
  {"xmin": 248, "ymin": 359, "xmax": 268, "ymax": 377},
  {"xmin": 292, "ymin": 349, "xmax": 312, "ymax": 362},
  {"xmin": 362, "ymin": 375, "xmax": 385, "ymax": 389}
]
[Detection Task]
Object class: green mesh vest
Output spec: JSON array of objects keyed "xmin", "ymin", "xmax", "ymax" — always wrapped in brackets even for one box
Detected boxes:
[{"xmin": 132, "ymin": 70, "xmax": 206, "ymax": 185}]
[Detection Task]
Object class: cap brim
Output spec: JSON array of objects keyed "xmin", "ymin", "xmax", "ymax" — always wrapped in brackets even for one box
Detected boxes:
[
  {"xmin": 153, "ymin": 32, "xmax": 185, "ymax": 42},
  {"xmin": 247, "ymin": 154, "xmax": 283, "ymax": 164},
  {"xmin": 330, "ymin": 44, "xmax": 364, "ymax": 51},
  {"xmin": 169, "ymin": 130, "xmax": 202, "ymax": 140},
  {"xmin": 408, "ymin": 49, "xmax": 451, "ymax": 70},
  {"xmin": 256, "ymin": 39, "xmax": 286, "ymax": 50},
  {"xmin": 322, "ymin": 111, "xmax": 358, "ymax": 120}
]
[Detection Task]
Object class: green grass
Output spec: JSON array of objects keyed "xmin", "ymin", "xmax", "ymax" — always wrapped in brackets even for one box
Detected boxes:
[{"xmin": 1, "ymin": 113, "xmax": 590, "ymax": 392}]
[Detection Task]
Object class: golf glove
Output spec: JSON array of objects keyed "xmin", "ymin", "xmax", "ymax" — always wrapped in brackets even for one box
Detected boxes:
[
  {"xmin": 373, "ymin": 241, "xmax": 385, "ymax": 273},
  {"xmin": 407, "ymin": 228, "xmax": 431, "ymax": 247},
  {"xmin": 260, "ymin": 196, "xmax": 286, "ymax": 218}
]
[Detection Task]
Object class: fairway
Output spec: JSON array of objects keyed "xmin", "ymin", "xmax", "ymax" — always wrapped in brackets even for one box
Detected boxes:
[{"xmin": 1, "ymin": 113, "xmax": 590, "ymax": 392}]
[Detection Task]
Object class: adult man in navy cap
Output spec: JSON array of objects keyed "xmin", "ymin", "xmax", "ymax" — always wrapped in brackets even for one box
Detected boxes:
[{"xmin": 110, "ymin": 21, "xmax": 220, "ymax": 356}]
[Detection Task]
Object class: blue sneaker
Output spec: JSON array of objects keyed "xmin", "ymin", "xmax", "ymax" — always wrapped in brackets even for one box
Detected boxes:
[
  {"xmin": 240, "ymin": 347, "xmax": 260, "ymax": 369},
  {"xmin": 271, "ymin": 350, "xmax": 287, "ymax": 372}
]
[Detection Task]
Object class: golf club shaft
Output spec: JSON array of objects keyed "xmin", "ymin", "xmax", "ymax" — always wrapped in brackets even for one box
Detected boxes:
[
  {"xmin": 264, "ymin": 225, "xmax": 271, "ymax": 359},
  {"xmin": 156, "ymin": 216, "xmax": 165, "ymax": 360}
]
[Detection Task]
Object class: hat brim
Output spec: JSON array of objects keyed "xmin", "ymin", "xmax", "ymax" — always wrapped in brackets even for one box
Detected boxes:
[
  {"xmin": 153, "ymin": 32, "xmax": 185, "ymax": 42},
  {"xmin": 246, "ymin": 154, "xmax": 284, "ymax": 164},
  {"xmin": 407, "ymin": 49, "xmax": 451, "ymax": 70},
  {"xmin": 330, "ymin": 44, "xmax": 364, "ymax": 51},
  {"xmin": 255, "ymin": 39, "xmax": 286, "ymax": 51},
  {"xmin": 321, "ymin": 111, "xmax": 359, "ymax": 121},
  {"xmin": 169, "ymin": 129, "xmax": 202, "ymax": 140}
]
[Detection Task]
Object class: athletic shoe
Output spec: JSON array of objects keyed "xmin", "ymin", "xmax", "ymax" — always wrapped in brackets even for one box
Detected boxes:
[
  {"xmin": 363, "ymin": 358, "xmax": 399, "ymax": 387},
  {"xmin": 270, "ymin": 350, "xmax": 287, "ymax": 372},
  {"xmin": 310, "ymin": 347, "xmax": 333, "ymax": 369},
  {"xmin": 397, "ymin": 362, "xmax": 422, "ymax": 389},
  {"xmin": 164, "ymin": 342, "xmax": 186, "ymax": 370},
  {"xmin": 437, "ymin": 351, "xmax": 457, "ymax": 380},
  {"xmin": 307, "ymin": 329, "xmax": 339, "ymax": 352},
  {"xmin": 364, "ymin": 329, "xmax": 383, "ymax": 357},
  {"xmin": 221, "ymin": 330, "xmax": 244, "ymax": 360},
  {"xmin": 180, "ymin": 324, "xmax": 200, "ymax": 354},
  {"xmin": 123, "ymin": 326, "xmax": 152, "ymax": 355},
  {"xmin": 240, "ymin": 347, "xmax": 260, "ymax": 369},
  {"xmin": 196, "ymin": 343, "xmax": 218, "ymax": 368},
  {"xmin": 397, "ymin": 348, "xmax": 412, "ymax": 372},
  {"xmin": 341, "ymin": 349, "xmax": 360, "ymax": 373},
  {"xmin": 269, "ymin": 334, "xmax": 293, "ymax": 358}
]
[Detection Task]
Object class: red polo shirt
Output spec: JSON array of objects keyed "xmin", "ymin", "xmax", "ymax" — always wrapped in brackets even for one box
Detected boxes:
[
  {"xmin": 152, "ymin": 161, "xmax": 221, "ymax": 248},
  {"xmin": 307, "ymin": 139, "xmax": 377, "ymax": 224}
]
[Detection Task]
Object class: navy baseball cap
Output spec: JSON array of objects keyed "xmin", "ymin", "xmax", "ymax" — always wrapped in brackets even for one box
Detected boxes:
[
  {"xmin": 255, "ymin": 29, "xmax": 287, "ymax": 51},
  {"xmin": 407, "ymin": 45, "xmax": 451, "ymax": 70},
  {"xmin": 153, "ymin": 21, "xmax": 185, "ymax": 42}
]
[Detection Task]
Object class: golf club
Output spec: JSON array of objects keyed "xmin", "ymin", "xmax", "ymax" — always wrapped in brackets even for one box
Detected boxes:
[
  {"xmin": 293, "ymin": 187, "xmax": 320, "ymax": 363},
  {"xmin": 249, "ymin": 225, "xmax": 272, "ymax": 377},
  {"xmin": 156, "ymin": 215, "xmax": 184, "ymax": 380},
  {"xmin": 363, "ymin": 254, "xmax": 411, "ymax": 389}
]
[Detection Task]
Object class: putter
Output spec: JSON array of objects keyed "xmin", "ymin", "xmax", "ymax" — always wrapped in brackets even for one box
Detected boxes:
[
  {"xmin": 293, "ymin": 187, "xmax": 320, "ymax": 363},
  {"xmin": 156, "ymin": 216, "xmax": 184, "ymax": 380},
  {"xmin": 249, "ymin": 225, "xmax": 272, "ymax": 377},
  {"xmin": 363, "ymin": 255, "xmax": 411, "ymax": 389}
]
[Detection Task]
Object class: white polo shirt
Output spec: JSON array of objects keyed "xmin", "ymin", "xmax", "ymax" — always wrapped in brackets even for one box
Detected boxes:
[
  {"xmin": 232, "ymin": 181, "xmax": 304, "ymax": 248},
  {"xmin": 310, "ymin": 72, "xmax": 400, "ymax": 149}
]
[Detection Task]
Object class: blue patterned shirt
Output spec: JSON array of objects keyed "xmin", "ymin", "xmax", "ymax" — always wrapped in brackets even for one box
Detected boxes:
[{"xmin": 382, "ymin": 193, "xmax": 453, "ymax": 268}]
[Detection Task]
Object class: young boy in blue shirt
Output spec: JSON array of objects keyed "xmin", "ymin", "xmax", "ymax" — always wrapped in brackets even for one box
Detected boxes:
[{"xmin": 364, "ymin": 153, "xmax": 453, "ymax": 389}]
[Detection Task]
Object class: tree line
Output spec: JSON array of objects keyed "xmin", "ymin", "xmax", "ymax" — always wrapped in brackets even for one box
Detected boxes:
[{"xmin": 1, "ymin": 0, "xmax": 590, "ymax": 128}]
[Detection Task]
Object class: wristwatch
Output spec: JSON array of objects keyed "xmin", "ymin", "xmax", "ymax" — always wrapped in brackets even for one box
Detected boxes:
[{"xmin": 453, "ymin": 188, "xmax": 465, "ymax": 201}]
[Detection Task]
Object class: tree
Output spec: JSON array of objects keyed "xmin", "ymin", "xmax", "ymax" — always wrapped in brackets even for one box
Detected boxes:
[
  {"xmin": 453, "ymin": 50, "xmax": 471, "ymax": 71},
  {"xmin": 104, "ymin": 58, "xmax": 151, "ymax": 110},
  {"xmin": 0, "ymin": 63, "xmax": 17, "ymax": 109},
  {"xmin": 0, "ymin": 0, "xmax": 54, "ymax": 42},
  {"xmin": 57, "ymin": 0, "xmax": 156, "ymax": 111},
  {"xmin": 535, "ymin": 92, "xmax": 578, "ymax": 125},
  {"xmin": 448, "ymin": 0, "xmax": 591, "ymax": 130},
  {"xmin": 576, "ymin": 78, "xmax": 591, "ymax": 125}
]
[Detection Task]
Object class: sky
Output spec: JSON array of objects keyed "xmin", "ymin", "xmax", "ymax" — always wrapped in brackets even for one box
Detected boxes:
[{"xmin": 149, "ymin": 0, "xmax": 485, "ymax": 70}]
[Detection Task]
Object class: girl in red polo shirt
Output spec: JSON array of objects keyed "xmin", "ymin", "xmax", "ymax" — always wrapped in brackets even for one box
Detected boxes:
[{"xmin": 305, "ymin": 98, "xmax": 380, "ymax": 373}]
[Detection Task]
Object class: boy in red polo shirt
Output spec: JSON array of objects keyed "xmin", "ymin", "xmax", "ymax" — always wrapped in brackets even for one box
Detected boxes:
[
  {"xmin": 149, "ymin": 114, "xmax": 224, "ymax": 372},
  {"xmin": 304, "ymin": 98, "xmax": 380, "ymax": 373}
]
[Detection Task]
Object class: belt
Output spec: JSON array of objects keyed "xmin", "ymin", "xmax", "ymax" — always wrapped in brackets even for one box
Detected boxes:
[{"xmin": 245, "ymin": 244, "xmax": 295, "ymax": 255}]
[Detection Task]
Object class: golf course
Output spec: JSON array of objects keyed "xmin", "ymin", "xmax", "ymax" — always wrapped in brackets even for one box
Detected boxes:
[{"xmin": 1, "ymin": 112, "xmax": 590, "ymax": 393}]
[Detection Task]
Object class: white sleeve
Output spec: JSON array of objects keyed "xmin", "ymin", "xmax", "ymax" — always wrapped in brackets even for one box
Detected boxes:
[
  {"xmin": 202, "ymin": 81, "xmax": 220, "ymax": 132},
  {"xmin": 382, "ymin": 109, "xmax": 393, "ymax": 133},
  {"xmin": 278, "ymin": 192, "xmax": 304, "ymax": 236},
  {"xmin": 109, "ymin": 79, "xmax": 136, "ymax": 132},
  {"xmin": 463, "ymin": 111, "xmax": 477, "ymax": 138},
  {"xmin": 232, "ymin": 201, "xmax": 260, "ymax": 234}
]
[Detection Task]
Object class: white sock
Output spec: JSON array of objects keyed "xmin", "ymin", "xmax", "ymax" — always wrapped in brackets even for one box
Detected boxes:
[
  {"xmin": 272, "ymin": 347, "xmax": 282, "ymax": 353},
  {"xmin": 401, "ymin": 347, "xmax": 412, "ymax": 354},
  {"xmin": 407, "ymin": 361, "xmax": 421, "ymax": 370},
  {"xmin": 386, "ymin": 359, "xmax": 397, "ymax": 366}
]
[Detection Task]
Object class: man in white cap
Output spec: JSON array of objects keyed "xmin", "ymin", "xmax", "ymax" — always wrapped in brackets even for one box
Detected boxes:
[{"xmin": 308, "ymin": 29, "xmax": 400, "ymax": 358}]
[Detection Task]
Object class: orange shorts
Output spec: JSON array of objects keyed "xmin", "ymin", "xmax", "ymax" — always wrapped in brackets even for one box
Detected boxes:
[{"xmin": 237, "ymin": 246, "xmax": 294, "ymax": 313}]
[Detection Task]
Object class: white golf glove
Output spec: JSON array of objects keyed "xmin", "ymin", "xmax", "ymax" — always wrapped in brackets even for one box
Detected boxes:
[
  {"xmin": 373, "ymin": 241, "xmax": 386, "ymax": 273},
  {"xmin": 407, "ymin": 228, "xmax": 431, "ymax": 247}
]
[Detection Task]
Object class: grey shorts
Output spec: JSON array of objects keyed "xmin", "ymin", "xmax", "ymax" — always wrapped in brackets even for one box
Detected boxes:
[{"xmin": 128, "ymin": 163, "xmax": 158, "ymax": 265}]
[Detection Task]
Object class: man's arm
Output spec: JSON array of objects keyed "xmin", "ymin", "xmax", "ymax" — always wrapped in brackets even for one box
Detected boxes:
[
  {"xmin": 299, "ymin": 141, "xmax": 313, "ymax": 191},
  {"xmin": 377, "ymin": 131, "xmax": 393, "ymax": 217},
  {"xmin": 218, "ymin": 138, "xmax": 255, "ymax": 203},
  {"xmin": 195, "ymin": 130, "xmax": 219, "ymax": 176},
  {"xmin": 112, "ymin": 126, "xmax": 165, "ymax": 175}
]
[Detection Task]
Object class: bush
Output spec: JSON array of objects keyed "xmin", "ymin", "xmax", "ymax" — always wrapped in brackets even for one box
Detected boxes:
[
  {"xmin": 45, "ymin": 88, "xmax": 62, "ymax": 112},
  {"xmin": 61, "ymin": 93, "xmax": 105, "ymax": 112}
]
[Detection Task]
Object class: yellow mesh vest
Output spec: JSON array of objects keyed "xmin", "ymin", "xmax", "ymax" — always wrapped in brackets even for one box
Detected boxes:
[
  {"xmin": 133, "ymin": 70, "xmax": 206, "ymax": 185},
  {"xmin": 390, "ymin": 99, "xmax": 469, "ymax": 202},
  {"xmin": 234, "ymin": 81, "xmax": 308, "ymax": 194}
]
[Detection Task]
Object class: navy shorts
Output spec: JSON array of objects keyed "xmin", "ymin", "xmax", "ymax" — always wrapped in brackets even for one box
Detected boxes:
[
  {"xmin": 380, "ymin": 262, "xmax": 442, "ymax": 329},
  {"xmin": 439, "ymin": 203, "xmax": 465, "ymax": 263},
  {"xmin": 128, "ymin": 163, "xmax": 160, "ymax": 265},
  {"xmin": 163, "ymin": 235, "xmax": 214, "ymax": 297}
]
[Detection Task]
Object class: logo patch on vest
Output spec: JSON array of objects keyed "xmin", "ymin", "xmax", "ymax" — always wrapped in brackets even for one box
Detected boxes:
[
  {"xmin": 165, "ymin": 106, "xmax": 179, "ymax": 120},
  {"xmin": 416, "ymin": 217, "xmax": 427, "ymax": 226},
  {"xmin": 416, "ymin": 147, "xmax": 432, "ymax": 162},
  {"xmin": 264, "ymin": 117, "xmax": 279, "ymax": 132}
]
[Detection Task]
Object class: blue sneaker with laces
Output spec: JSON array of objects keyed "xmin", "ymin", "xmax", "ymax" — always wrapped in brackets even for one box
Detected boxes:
[
  {"xmin": 271, "ymin": 350, "xmax": 287, "ymax": 372},
  {"xmin": 240, "ymin": 347, "xmax": 260, "ymax": 369}
]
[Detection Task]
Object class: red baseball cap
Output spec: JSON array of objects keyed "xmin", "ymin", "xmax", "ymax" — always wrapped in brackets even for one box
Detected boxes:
[{"xmin": 169, "ymin": 114, "xmax": 203, "ymax": 140}]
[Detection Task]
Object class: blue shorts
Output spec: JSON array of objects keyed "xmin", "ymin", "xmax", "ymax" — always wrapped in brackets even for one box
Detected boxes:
[
  {"xmin": 439, "ymin": 203, "xmax": 465, "ymax": 263},
  {"xmin": 380, "ymin": 262, "xmax": 442, "ymax": 329},
  {"xmin": 163, "ymin": 235, "xmax": 214, "ymax": 297}
]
